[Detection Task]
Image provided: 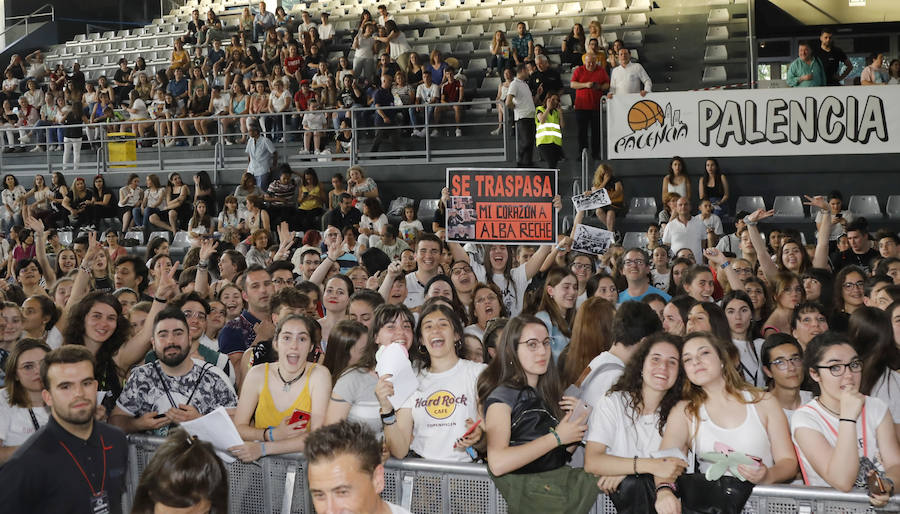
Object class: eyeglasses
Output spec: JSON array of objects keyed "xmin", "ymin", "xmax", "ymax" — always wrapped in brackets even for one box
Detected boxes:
[
  {"xmin": 475, "ymin": 294, "xmax": 498, "ymax": 305},
  {"xmin": 518, "ymin": 338, "xmax": 552, "ymax": 352},
  {"xmin": 623, "ymin": 259, "xmax": 645, "ymax": 267},
  {"xmin": 182, "ymin": 311, "xmax": 207, "ymax": 320},
  {"xmin": 798, "ymin": 315, "xmax": 827, "ymax": 325},
  {"xmin": 272, "ymin": 278, "xmax": 292, "ymax": 286},
  {"xmin": 733, "ymin": 267, "xmax": 753, "ymax": 275},
  {"xmin": 210, "ymin": 309, "xmax": 227, "ymax": 317},
  {"xmin": 770, "ymin": 356, "xmax": 802, "ymax": 371},
  {"xmin": 571, "ymin": 262, "xmax": 592, "ymax": 271},
  {"xmin": 450, "ymin": 266, "xmax": 473, "ymax": 276},
  {"xmin": 816, "ymin": 359, "xmax": 862, "ymax": 377},
  {"xmin": 843, "ymin": 281, "xmax": 865, "ymax": 291}
]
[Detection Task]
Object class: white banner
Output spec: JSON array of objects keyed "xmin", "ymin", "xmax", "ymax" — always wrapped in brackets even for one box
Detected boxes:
[{"xmin": 606, "ymin": 86, "xmax": 896, "ymax": 159}]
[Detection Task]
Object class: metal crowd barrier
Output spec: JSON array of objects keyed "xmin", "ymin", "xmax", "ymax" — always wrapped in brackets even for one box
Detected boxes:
[{"xmin": 126, "ymin": 434, "xmax": 899, "ymax": 514}]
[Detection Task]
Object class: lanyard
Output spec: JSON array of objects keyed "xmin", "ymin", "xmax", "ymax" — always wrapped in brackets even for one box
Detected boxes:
[
  {"xmin": 58, "ymin": 435, "xmax": 108, "ymax": 497},
  {"xmin": 27, "ymin": 408, "xmax": 40, "ymax": 431},
  {"xmin": 153, "ymin": 361, "xmax": 210, "ymax": 410},
  {"xmin": 810, "ymin": 400, "xmax": 868, "ymax": 457}
]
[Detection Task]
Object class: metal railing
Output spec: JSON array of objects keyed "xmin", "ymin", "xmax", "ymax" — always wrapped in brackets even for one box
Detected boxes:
[
  {"xmin": 1, "ymin": 4, "xmax": 55, "ymax": 43},
  {"xmin": 1, "ymin": 99, "xmax": 507, "ymax": 182},
  {"xmin": 126, "ymin": 434, "xmax": 900, "ymax": 514}
]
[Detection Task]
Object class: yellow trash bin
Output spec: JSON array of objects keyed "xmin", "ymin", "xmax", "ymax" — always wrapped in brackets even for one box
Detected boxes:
[{"xmin": 108, "ymin": 132, "xmax": 137, "ymax": 168}]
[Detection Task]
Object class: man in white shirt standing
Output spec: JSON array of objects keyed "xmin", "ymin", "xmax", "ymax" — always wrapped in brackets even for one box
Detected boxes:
[
  {"xmin": 307, "ymin": 420, "xmax": 413, "ymax": 514},
  {"xmin": 506, "ymin": 63, "xmax": 536, "ymax": 167},
  {"xmin": 318, "ymin": 12, "xmax": 335, "ymax": 47},
  {"xmin": 607, "ymin": 47, "xmax": 652, "ymax": 98},
  {"xmin": 662, "ymin": 196, "xmax": 706, "ymax": 264},
  {"xmin": 245, "ymin": 121, "xmax": 277, "ymax": 190},
  {"xmin": 414, "ymin": 72, "xmax": 440, "ymax": 137}
]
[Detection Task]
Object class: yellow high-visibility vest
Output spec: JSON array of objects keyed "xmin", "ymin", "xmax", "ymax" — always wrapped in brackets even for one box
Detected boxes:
[{"xmin": 535, "ymin": 107, "xmax": 562, "ymax": 146}]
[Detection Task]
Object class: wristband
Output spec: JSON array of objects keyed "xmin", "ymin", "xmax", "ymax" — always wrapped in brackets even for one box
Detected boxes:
[
  {"xmin": 549, "ymin": 427, "xmax": 562, "ymax": 447},
  {"xmin": 198, "ymin": 259, "xmax": 209, "ymax": 267},
  {"xmin": 382, "ymin": 413, "xmax": 397, "ymax": 425},
  {"xmin": 839, "ymin": 418, "xmax": 857, "ymax": 423},
  {"xmin": 555, "ymin": 245, "xmax": 565, "ymax": 252},
  {"xmin": 656, "ymin": 483, "xmax": 677, "ymax": 496},
  {"xmin": 79, "ymin": 264, "xmax": 92, "ymax": 273},
  {"xmin": 153, "ymin": 296, "xmax": 166, "ymax": 303},
  {"xmin": 380, "ymin": 408, "xmax": 396, "ymax": 420},
  {"xmin": 268, "ymin": 426, "xmax": 275, "ymax": 441},
  {"xmin": 743, "ymin": 216, "xmax": 757, "ymax": 227},
  {"xmin": 260, "ymin": 442, "xmax": 267, "ymax": 457},
  {"xmin": 720, "ymin": 260, "xmax": 730, "ymax": 270}
]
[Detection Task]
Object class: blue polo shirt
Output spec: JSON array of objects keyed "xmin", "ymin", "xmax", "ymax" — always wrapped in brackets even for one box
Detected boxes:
[{"xmin": 618, "ymin": 286, "xmax": 671, "ymax": 304}]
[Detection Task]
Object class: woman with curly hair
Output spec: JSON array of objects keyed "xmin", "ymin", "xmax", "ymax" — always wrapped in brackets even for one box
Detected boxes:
[{"xmin": 585, "ymin": 333, "xmax": 688, "ymax": 510}]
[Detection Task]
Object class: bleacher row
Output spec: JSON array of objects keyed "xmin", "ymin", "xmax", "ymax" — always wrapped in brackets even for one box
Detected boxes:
[{"xmin": 41, "ymin": 0, "xmax": 654, "ymax": 97}]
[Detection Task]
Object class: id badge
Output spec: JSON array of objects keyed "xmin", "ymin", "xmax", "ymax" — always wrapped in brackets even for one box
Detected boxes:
[{"xmin": 90, "ymin": 491, "xmax": 110, "ymax": 514}]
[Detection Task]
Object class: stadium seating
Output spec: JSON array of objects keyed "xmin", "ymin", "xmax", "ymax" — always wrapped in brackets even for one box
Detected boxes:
[
  {"xmin": 848, "ymin": 195, "xmax": 882, "ymax": 219},
  {"xmin": 735, "ymin": 196, "xmax": 765, "ymax": 214}
]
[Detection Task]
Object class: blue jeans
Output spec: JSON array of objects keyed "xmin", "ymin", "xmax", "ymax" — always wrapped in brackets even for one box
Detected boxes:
[
  {"xmin": 254, "ymin": 172, "xmax": 268, "ymax": 191},
  {"xmin": 131, "ymin": 206, "xmax": 144, "ymax": 227},
  {"xmin": 34, "ymin": 120, "xmax": 56, "ymax": 144},
  {"xmin": 489, "ymin": 54, "xmax": 509, "ymax": 71}
]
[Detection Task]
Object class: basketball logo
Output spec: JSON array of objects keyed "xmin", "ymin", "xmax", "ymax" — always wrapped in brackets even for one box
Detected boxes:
[{"xmin": 627, "ymin": 100, "xmax": 665, "ymax": 131}]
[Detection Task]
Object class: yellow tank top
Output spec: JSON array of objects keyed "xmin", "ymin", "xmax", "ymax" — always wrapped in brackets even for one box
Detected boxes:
[{"xmin": 254, "ymin": 363, "xmax": 315, "ymax": 430}]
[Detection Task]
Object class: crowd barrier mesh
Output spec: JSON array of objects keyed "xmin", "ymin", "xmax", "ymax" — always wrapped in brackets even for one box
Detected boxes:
[{"xmin": 126, "ymin": 435, "xmax": 898, "ymax": 513}]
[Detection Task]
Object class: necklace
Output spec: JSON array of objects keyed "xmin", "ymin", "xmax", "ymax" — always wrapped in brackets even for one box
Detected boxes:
[
  {"xmin": 277, "ymin": 364, "xmax": 307, "ymax": 392},
  {"xmin": 817, "ymin": 396, "xmax": 841, "ymax": 417}
]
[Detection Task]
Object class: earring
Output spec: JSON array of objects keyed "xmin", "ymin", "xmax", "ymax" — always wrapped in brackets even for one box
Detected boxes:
[{"xmin": 417, "ymin": 344, "xmax": 427, "ymax": 355}]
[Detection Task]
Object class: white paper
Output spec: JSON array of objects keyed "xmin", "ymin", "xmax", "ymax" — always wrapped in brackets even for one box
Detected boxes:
[
  {"xmin": 180, "ymin": 406, "xmax": 244, "ymax": 463},
  {"xmin": 571, "ymin": 224, "xmax": 615, "ymax": 255},
  {"xmin": 572, "ymin": 189, "xmax": 612, "ymax": 212},
  {"xmin": 375, "ymin": 343, "xmax": 419, "ymax": 410}
]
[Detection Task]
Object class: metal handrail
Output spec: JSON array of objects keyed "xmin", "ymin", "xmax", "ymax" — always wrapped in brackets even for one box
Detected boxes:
[
  {"xmin": 0, "ymin": 4, "xmax": 55, "ymax": 42},
  {"xmin": 0, "ymin": 98, "xmax": 506, "ymax": 178},
  {"xmin": 125, "ymin": 433, "xmax": 900, "ymax": 514}
]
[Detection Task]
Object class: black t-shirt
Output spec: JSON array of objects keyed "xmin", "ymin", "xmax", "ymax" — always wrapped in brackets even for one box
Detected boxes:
[
  {"xmin": 340, "ymin": 87, "xmax": 366, "ymax": 108},
  {"xmin": 830, "ymin": 247, "xmax": 879, "ymax": 274},
  {"xmin": 188, "ymin": 19, "xmax": 205, "ymax": 32},
  {"xmin": 373, "ymin": 87, "xmax": 393, "ymax": 109},
  {"xmin": 208, "ymin": 48, "xmax": 226, "ymax": 65},
  {"xmin": 815, "ymin": 45, "xmax": 848, "ymax": 86},
  {"xmin": 529, "ymin": 68, "xmax": 563, "ymax": 100},
  {"xmin": 113, "ymin": 67, "xmax": 131, "ymax": 86}
]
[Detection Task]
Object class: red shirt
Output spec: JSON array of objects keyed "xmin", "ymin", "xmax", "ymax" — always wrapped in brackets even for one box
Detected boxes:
[
  {"xmin": 571, "ymin": 65, "xmax": 609, "ymax": 110},
  {"xmin": 284, "ymin": 55, "xmax": 303, "ymax": 75},
  {"xmin": 441, "ymin": 79, "xmax": 461, "ymax": 102},
  {"xmin": 293, "ymin": 89, "xmax": 315, "ymax": 111}
]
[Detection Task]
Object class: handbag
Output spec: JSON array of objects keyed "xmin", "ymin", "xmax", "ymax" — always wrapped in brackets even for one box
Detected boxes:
[
  {"xmin": 507, "ymin": 387, "xmax": 570, "ymax": 474},
  {"xmin": 608, "ymin": 473, "xmax": 657, "ymax": 514},
  {"xmin": 676, "ymin": 473, "xmax": 754, "ymax": 514},
  {"xmin": 490, "ymin": 466, "xmax": 599, "ymax": 514}
]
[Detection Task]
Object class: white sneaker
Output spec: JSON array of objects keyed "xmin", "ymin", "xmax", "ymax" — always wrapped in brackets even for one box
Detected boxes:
[
  {"xmin": 20, "ymin": 136, "xmax": 30, "ymax": 144},
  {"xmin": 490, "ymin": 127, "xmax": 502, "ymax": 136},
  {"xmin": 320, "ymin": 148, "xmax": 331, "ymax": 154},
  {"xmin": 224, "ymin": 139, "xmax": 234, "ymax": 146},
  {"xmin": 30, "ymin": 145, "xmax": 42, "ymax": 152},
  {"xmin": 165, "ymin": 139, "xmax": 176, "ymax": 147},
  {"xmin": 411, "ymin": 129, "xmax": 421, "ymax": 137},
  {"xmin": 198, "ymin": 139, "xmax": 211, "ymax": 146},
  {"xmin": 455, "ymin": 128, "xmax": 462, "ymax": 137},
  {"xmin": 430, "ymin": 129, "xmax": 439, "ymax": 137},
  {"xmin": 314, "ymin": 149, "xmax": 321, "ymax": 155},
  {"xmin": 298, "ymin": 148, "xmax": 310, "ymax": 155}
]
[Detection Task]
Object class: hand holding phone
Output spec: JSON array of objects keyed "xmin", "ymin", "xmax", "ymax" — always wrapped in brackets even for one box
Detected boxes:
[{"xmin": 288, "ymin": 410, "xmax": 311, "ymax": 430}]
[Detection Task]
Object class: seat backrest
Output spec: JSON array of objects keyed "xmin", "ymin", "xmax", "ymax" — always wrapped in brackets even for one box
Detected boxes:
[
  {"xmin": 735, "ymin": 196, "xmax": 765, "ymax": 214},
  {"xmin": 629, "ymin": 196, "xmax": 657, "ymax": 215},
  {"xmin": 171, "ymin": 231, "xmax": 191, "ymax": 247},
  {"xmin": 149, "ymin": 231, "xmax": 171, "ymax": 242},
  {"xmin": 772, "ymin": 196, "xmax": 804, "ymax": 217},
  {"xmin": 622, "ymin": 232, "xmax": 648, "ymax": 250},
  {"xmin": 417, "ymin": 199, "xmax": 440, "ymax": 221},
  {"xmin": 848, "ymin": 195, "xmax": 881, "ymax": 216},
  {"xmin": 886, "ymin": 195, "xmax": 900, "ymax": 218}
]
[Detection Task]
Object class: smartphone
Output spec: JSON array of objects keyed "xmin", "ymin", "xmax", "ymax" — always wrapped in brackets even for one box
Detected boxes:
[
  {"xmin": 153, "ymin": 413, "xmax": 167, "ymax": 419},
  {"xmin": 289, "ymin": 410, "xmax": 311, "ymax": 430},
  {"xmin": 572, "ymin": 399, "xmax": 593, "ymax": 421},
  {"xmin": 868, "ymin": 472, "xmax": 888, "ymax": 495},
  {"xmin": 836, "ymin": 213, "xmax": 843, "ymax": 218}
]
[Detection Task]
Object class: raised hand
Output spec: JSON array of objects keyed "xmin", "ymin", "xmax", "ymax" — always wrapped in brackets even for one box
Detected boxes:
[
  {"xmin": 803, "ymin": 195, "xmax": 828, "ymax": 211},
  {"xmin": 703, "ymin": 248, "xmax": 726, "ymax": 266},
  {"xmin": 155, "ymin": 260, "xmax": 180, "ymax": 300},
  {"xmin": 747, "ymin": 208, "xmax": 774, "ymax": 224},
  {"xmin": 199, "ymin": 238, "xmax": 218, "ymax": 261}
]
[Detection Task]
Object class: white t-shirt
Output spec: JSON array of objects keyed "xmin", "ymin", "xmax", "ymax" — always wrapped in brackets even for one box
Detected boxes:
[
  {"xmin": 783, "ymin": 390, "xmax": 814, "ymax": 423},
  {"xmin": 403, "ymin": 272, "xmax": 427, "ymax": 309},
  {"xmin": 700, "ymin": 213, "xmax": 723, "ymax": 235},
  {"xmin": 46, "ymin": 326, "xmax": 63, "ymax": 349},
  {"xmin": 651, "ymin": 269, "xmax": 670, "ymax": 291},
  {"xmin": 791, "ymin": 396, "xmax": 888, "ymax": 487},
  {"xmin": 361, "ymin": 213, "xmax": 388, "ymax": 235},
  {"xmin": 587, "ymin": 390, "xmax": 662, "ymax": 458},
  {"xmin": 507, "ymin": 77, "xmax": 535, "ymax": 120},
  {"xmin": 388, "ymin": 503, "xmax": 412, "ymax": 514},
  {"xmin": 302, "ymin": 111, "xmax": 327, "ymax": 130},
  {"xmin": 401, "ymin": 359, "xmax": 487, "ymax": 461},
  {"xmin": 332, "ymin": 368, "xmax": 381, "ymax": 436},
  {"xmin": 470, "ymin": 262, "xmax": 530, "ymax": 317},
  {"xmin": 0, "ymin": 389, "xmax": 50, "ymax": 446},
  {"xmin": 662, "ymin": 215, "xmax": 706, "ymax": 264},
  {"xmin": 399, "ymin": 219, "xmax": 423, "ymax": 242},
  {"xmin": 416, "ymin": 83, "xmax": 440, "ymax": 104},
  {"xmin": 734, "ymin": 338, "xmax": 765, "ymax": 388},
  {"xmin": 269, "ymin": 90, "xmax": 291, "ymax": 112},
  {"xmin": 815, "ymin": 209, "xmax": 853, "ymax": 241},
  {"xmin": 582, "ymin": 352, "xmax": 626, "ymax": 420},
  {"xmin": 318, "ymin": 23, "xmax": 335, "ymax": 41},
  {"xmin": 870, "ymin": 370, "xmax": 900, "ymax": 423}
]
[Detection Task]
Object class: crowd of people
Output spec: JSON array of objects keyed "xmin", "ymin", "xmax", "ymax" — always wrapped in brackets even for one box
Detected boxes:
[
  {"xmin": 0, "ymin": 1, "xmax": 661, "ymax": 170},
  {"xmin": 786, "ymin": 28, "xmax": 900, "ymax": 87},
  {"xmin": 0, "ymin": 149, "xmax": 899, "ymax": 512}
]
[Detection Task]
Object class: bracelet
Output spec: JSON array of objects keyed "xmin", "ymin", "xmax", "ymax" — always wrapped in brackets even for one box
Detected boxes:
[
  {"xmin": 743, "ymin": 216, "xmax": 757, "ymax": 227},
  {"xmin": 267, "ymin": 426, "xmax": 275, "ymax": 441},
  {"xmin": 656, "ymin": 483, "xmax": 677, "ymax": 496},
  {"xmin": 199, "ymin": 259, "xmax": 210, "ymax": 267},
  {"xmin": 260, "ymin": 442, "xmax": 267, "ymax": 457},
  {"xmin": 262, "ymin": 427, "xmax": 268, "ymax": 442},
  {"xmin": 549, "ymin": 427, "xmax": 562, "ymax": 447},
  {"xmin": 380, "ymin": 408, "xmax": 396, "ymax": 420},
  {"xmin": 382, "ymin": 413, "xmax": 397, "ymax": 425},
  {"xmin": 720, "ymin": 260, "xmax": 731, "ymax": 270},
  {"xmin": 79, "ymin": 264, "xmax": 92, "ymax": 273},
  {"xmin": 634, "ymin": 455, "xmax": 639, "ymax": 475},
  {"xmin": 839, "ymin": 418, "xmax": 857, "ymax": 423},
  {"xmin": 555, "ymin": 245, "xmax": 565, "ymax": 252},
  {"xmin": 153, "ymin": 296, "xmax": 166, "ymax": 303}
]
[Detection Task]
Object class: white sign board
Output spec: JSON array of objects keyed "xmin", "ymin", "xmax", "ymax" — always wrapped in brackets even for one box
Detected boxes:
[{"xmin": 606, "ymin": 86, "xmax": 896, "ymax": 159}]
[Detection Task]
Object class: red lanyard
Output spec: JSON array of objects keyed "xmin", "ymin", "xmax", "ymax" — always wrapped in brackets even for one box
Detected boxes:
[
  {"xmin": 810, "ymin": 401, "xmax": 868, "ymax": 457},
  {"xmin": 58, "ymin": 435, "xmax": 109, "ymax": 497}
]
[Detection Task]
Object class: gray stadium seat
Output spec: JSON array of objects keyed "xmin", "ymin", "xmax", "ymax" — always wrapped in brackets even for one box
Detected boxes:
[
  {"xmin": 149, "ymin": 231, "xmax": 171, "ymax": 242},
  {"xmin": 623, "ymin": 232, "xmax": 649, "ymax": 250},
  {"xmin": 735, "ymin": 196, "xmax": 765, "ymax": 214},
  {"xmin": 417, "ymin": 199, "xmax": 440, "ymax": 223},
  {"xmin": 886, "ymin": 196, "xmax": 900, "ymax": 220},
  {"xmin": 848, "ymin": 195, "xmax": 882, "ymax": 218},
  {"xmin": 702, "ymin": 66, "xmax": 727, "ymax": 83},
  {"xmin": 768, "ymin": 196, "xmax": 806, "ymax": 222},
  {"xmin": 706, "ymin": 25, "xmax": 729, "ymax": 41},
  {"xmin": 171, "ymin": 231, "xmax": 192, "ymax": 248},
  {"xmin": 704, "ymin": 45, "xmax": 728, "ymax": 62},
  {"xmin": 627, "ymin": 197, "xmax": 657, "ymax": 221}
]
